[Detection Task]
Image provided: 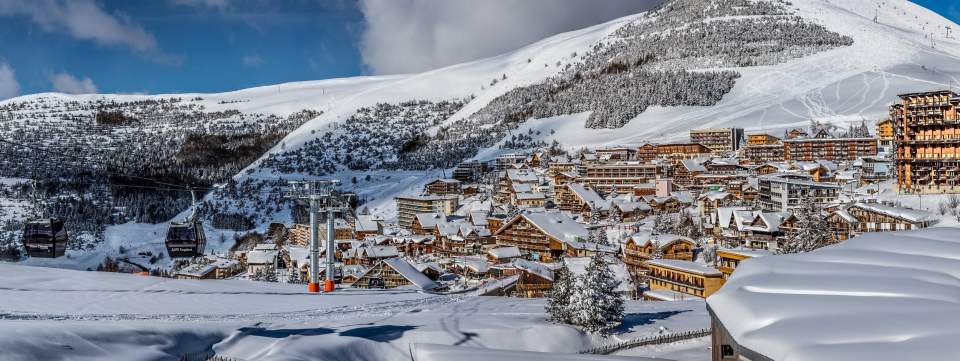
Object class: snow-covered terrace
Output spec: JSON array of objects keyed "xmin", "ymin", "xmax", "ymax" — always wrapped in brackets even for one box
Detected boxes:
[{"xmin": 708, "ymin": 227, "xmax": 960, "ymax": 360}]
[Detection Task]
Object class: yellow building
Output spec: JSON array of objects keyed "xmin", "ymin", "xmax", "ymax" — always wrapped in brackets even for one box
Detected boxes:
[
  {"xmin": 716, "ymin": 248, "xmax": 772, "ymax": 278},
  {"xmin": 644, "ymin": 259, "xmax": 725, "ymax": 300}
]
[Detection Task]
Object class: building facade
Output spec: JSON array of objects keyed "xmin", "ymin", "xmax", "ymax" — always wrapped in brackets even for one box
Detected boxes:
[
  {"xmin": 690, "ymin": 128, "xmax": 745, "ymax": 154},
  {"xmin": 757, "ymin": 174, "xmax": 840, "ymax": 212},
  {"xmin": 894, "ymin": 90, "xmax": 960, "ymax": 193},
  {"xmin": 395, "ymin": 195, "xmax": 459, "ymax": 227}
]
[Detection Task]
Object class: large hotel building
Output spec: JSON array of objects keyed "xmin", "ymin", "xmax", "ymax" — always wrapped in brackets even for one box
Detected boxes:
[
  {"xmin": 689, "ymin": 128, "xmax": 745, "ymax": 154},
  {"xmin": 894, "ymin": 90, "xmax": 960, "ymax": 193}
]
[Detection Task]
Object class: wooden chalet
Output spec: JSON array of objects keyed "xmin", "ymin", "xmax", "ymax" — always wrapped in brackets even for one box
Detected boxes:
[
  {"xmin": 352, "ymin": 258, "xmax": 438, "ymax": 290},
  {"xmin": 512, "ymin": 259, "xmax": 554, "ymax": 298},
  {"xmin": 621, "ymin": 233, "xmax": 696, "ymax": 277},
  {"xmin": 424, "ymin": 179, "xmax": 462, "ymax": 195},
  {"xmin": 493, "ymin": 211, "xmax": 589, "ymax": 262}
]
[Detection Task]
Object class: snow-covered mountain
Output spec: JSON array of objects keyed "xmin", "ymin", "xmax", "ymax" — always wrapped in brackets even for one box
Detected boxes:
[{"xmin": 2, "ymin": 0, "xmax": 960, "ymax": 269}]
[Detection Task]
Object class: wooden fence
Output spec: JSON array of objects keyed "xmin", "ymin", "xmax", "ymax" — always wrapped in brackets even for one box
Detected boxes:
[{"xmin": 579, "ymin": 328, "xmax": 711, "ymax": 355}]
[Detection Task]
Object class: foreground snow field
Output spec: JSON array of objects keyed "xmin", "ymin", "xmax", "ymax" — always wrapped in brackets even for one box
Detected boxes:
[{"xmin": 0, "ymin": 263, "xmax": 709, "ymax": 361}]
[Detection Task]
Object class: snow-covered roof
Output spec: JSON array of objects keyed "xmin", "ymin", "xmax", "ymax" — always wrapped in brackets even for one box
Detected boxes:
[
  {"xmin": 742, "ymin": 212, "xmax": 786, "ymax": 233},
  {"xmin": 454, "ymin": 256, "xmax": 490, "ymax": 273},
  {"xmin": 716, "ymin": 207, "xmax": 751, "ymax": 228},
  {"xmin": 564, "ymin": 256, "xmax": 635, "ymax": 293},
  {"xmin": 253, "ymin": 243, "xmax": 278, "ymax": 251},
  {"xmin": 415, "ymin": 212, "xmax": 448, "ymax": 228},
  {"xmin": 354, "ymin": 214, "xmax": 379, "ymax": 232},
  {"xmin": 708, "ymin": 228, "xmax": 960, "ymax": 361},
  {"xmin": 284, "ymin": 245, "xmax": 311, "ymax": 265},
  {"xmin": 358, "ymin": 245, "xmax": 399, "ymax": 259},
  {"xmin": 487, "ymin": 246, "xmax": 521, "ymax": 259},
  {"xmin": 567, "ymin": 183, "xmax": 604, "ymax": 206},
  {"xmin": 512, "ymin": 259, "xmax": 554, "ymax": 282},
  {"xmin": 628, "ymin": 232, "xmax": 694, "ymax": 249},
  {"xmin": 849, "ymin": 202, "xmax": 937, "ymax": 223},
  {"xmin": 717, "ymin": 247, "xmax": 774, "ymax": 259},
  {"xmin": 646, "ymin": 259, "xmax": 720, "ymax": 276},
  {"xmin": 246, "ymin": 250, "xmax": 278, "ymax": 265},
  {"xmin": 518, "ymin": 211, "xmax": 589, "ymax": 244},
  {"xmin": 515, "ymin": 192, "xmax": 545, "ymax": 200},
  {"xmin": 376, "ymin": 257, "xmax": 438, "ymax": 290},
  {"xmin": 511, "ymin": 183, "xmax": 533, "ymax": 193},
  {"xmin": 680, "ymin": 159, "xmax": 707, "ymax": 172},
  {"xmin": 699, "ymin": 190, "xmax": 731, "ymax": 201},
  {"xmin": 175, "ymin": 263, "xmax": 217, "ymax": 277},
  {"xmin": 506, "ymin": 169, "xmax": 538, "ymax": 183},
  {"xmin": 469, "ymin": 211, "xmax": 489, "ymax": 227}
]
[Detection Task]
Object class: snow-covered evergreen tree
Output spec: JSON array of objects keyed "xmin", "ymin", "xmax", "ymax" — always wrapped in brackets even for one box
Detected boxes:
[
  {"xmin": 286, "ymin": 268, "xmax": 302, "ymax": 284},
  {"xmin": 569, "ymin": 254, "xmax": 624, "ymax": 333},
  {"xmin": 779, "ymin": 200, "xmax": 831, "ymax": 254},
  {"xmin": 651, "ymin": 240, "xmax": 664, "ymax": 259},
  {"xmin": 545, "ymin": 261, "xmax": 574, "ymax": 324},
  {"xmin": 262, "ymin": 266, "xmax": 279, "ymax": 282}
]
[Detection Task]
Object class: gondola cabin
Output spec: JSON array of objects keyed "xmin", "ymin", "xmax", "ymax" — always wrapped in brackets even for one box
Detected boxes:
[
  {"xmin": 165, "ymin": 220, "xmax": 207, "ymax": 258},
  {"xmin": 22, "ymin": 218, "xmax": 68, "ymax": 258}
]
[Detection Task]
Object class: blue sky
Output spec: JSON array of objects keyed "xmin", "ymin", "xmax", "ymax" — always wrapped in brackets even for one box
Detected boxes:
[
  {"xmin": 0, "ymin": 0, "xmax": 956, "ymax": 99},
  {"xmin": 0, "ymin": 0, "xmax": 365, "ymax": 96}
]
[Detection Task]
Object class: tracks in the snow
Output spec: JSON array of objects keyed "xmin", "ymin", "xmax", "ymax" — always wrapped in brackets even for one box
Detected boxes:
[{"xmin": 0, "ymin": 294, "xmax": 460, "ymax": 323}]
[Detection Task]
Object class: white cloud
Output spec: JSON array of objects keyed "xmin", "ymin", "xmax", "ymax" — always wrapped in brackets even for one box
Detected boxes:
[
  {"xmin": 0, "ymin": 61, "xmax": 20, "ymax": 100},
  {"xmin": 170, "ymin": 0, "xmax": 230, "ymax": 10},
  {"xmin": 358, "ymin": 0, "xmax": 661, "ymax": 75},
  {"xmin": 0, "ymin": 0, "xmax": 158, "ymax": 53},
  {"xmin": 49, "ymin": 72, "xmax": 98, "ymax": 94},
  {"xmin": 242, "ymin": 54, "xmax": 264, "ymax": 67}
]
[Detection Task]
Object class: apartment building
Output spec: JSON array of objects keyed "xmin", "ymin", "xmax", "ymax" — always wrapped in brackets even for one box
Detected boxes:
[
  {"xmin": 689, "ymin": 128, "xmax": 745, "ymax": 154},
  {"xmin": 893, "ymin": 90, "xmax": 960, "ymax": 193},
  {"xmin": 394, "ymin": 195, "xmax": 459, "ymax": 227},
  {"xmin": 782, "ymin": 136, "xmax": 877, "ymax": 162},
  {"xmin": 579, "ymin": 161, "xmax": 662, "ymax": 192},
  {"xmin": 757, "ymin": 173, "xmax": 841, "ymax": 212}
]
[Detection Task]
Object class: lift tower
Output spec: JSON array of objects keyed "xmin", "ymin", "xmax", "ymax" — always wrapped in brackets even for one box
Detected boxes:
[{"xmin": 285, "ymin": 180, "xmax": 352, "ymax": 293}]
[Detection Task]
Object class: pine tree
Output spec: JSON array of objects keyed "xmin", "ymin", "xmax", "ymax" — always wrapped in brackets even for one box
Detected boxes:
[
  {"xmin": 545, "ymin": 262, "xmax": 574, "ymax": 324},
  {"xmin": 651, "ymin": 240, "xmax": 664, "ymax": 259},
  {"xmin": 263, "ymin": 266, "xmax": 279, "ymax": 282},
  {"xmin": 569, "ymin": 254, "xmax": 624, "ymax": 333},
  {"xmin": 595, "ymin": 226, "xmax": 609, "ymax": 246},
  {"xmin": 251, "ymin": 268, "xmax": 265, "ymax": 282},
  {"xmin": 286, "ymin": 267, "xmax": 302, "ymax": 284},
  {"xmin": 779, "ymin": 200, "xmax": 831, "ymax": 254},
  {"xmin": 610, "ymin": 206, "xmax": 623, "ymax": 224}
]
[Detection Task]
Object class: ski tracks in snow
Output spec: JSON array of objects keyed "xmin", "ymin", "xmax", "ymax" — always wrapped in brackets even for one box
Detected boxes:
[{"xmin": 0, "ymin": 294, "xmax": 461, "ymax": 323}]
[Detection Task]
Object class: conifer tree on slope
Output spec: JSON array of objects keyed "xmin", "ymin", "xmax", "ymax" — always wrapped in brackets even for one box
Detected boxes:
[
  {"xmin": 779, "ymin": 199, "xmax": 831, "ymax": 254},
  {"xmin": 569, "ymin": 254, "xmax": 624, "ymax": 333},
  {"xmin": 545, "ymin": 261, "xmax": 574, "ymax": 324}
]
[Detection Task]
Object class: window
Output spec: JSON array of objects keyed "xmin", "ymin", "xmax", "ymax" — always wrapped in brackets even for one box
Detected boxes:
[{"xmin": 721, "ymin": 344, "xmax": 736, "ymax": 358}]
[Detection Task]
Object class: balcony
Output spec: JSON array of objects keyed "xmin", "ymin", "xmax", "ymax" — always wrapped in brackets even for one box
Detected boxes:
[{"xmin": 647, "ymin": 274, "xmax": 705, "ymax": 290}]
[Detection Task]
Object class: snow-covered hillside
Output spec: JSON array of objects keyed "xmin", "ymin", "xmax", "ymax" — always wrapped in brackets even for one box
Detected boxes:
[{"xmin": 2, "ymin": 0, "xmax": 960, "ymax": 269}]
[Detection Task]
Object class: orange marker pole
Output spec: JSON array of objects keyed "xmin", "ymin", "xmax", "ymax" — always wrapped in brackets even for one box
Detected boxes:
[
  {"xmin": 308, "ymin": 282, "xmax": 320, "ymax": 293},
  {"xmin": 324, "ymin": 279, "xmax": 335, "ymax": 292}
]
